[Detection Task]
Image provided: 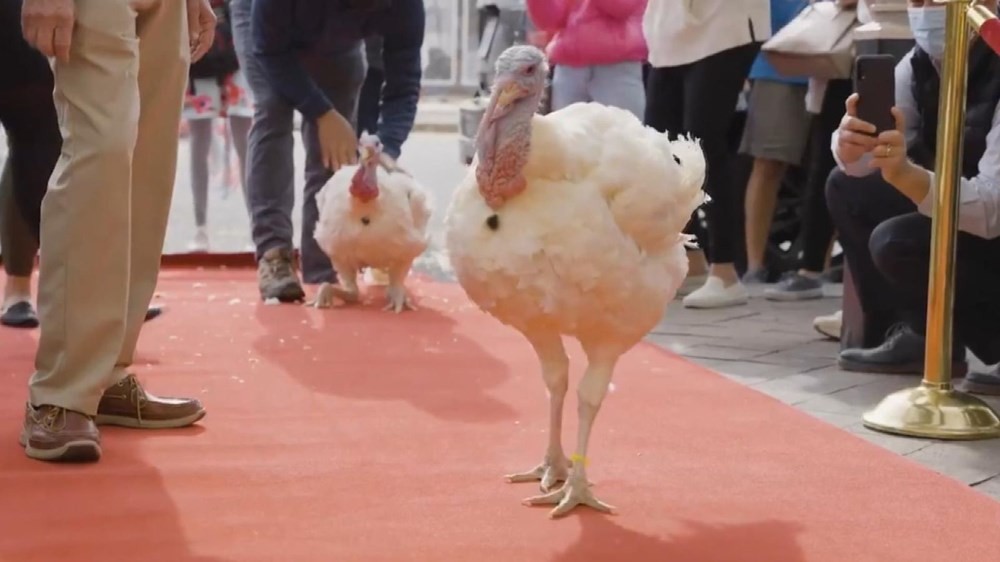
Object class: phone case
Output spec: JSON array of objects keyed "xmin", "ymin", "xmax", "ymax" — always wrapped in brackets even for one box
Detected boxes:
[{"xmin": 854, "ymin": 55, "xmax": 896, "ymax": 135}]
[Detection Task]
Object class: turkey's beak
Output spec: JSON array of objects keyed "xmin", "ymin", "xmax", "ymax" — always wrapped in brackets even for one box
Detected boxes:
[
  {"xmin": 359, "ymin": 146, "xmax": 375, "ymax": 164},
  {"xmin": 488, "ymin": 79, "xmax": 525, "ymax": 123}
]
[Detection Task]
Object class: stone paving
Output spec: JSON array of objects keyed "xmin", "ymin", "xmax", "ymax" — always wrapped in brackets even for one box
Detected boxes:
[{"xmin": 651, "ymin": 285, "xmax": 1000, "ymax": 500}]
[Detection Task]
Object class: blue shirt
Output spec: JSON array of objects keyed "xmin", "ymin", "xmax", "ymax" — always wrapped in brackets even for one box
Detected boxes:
[
  {"xmin": 749, "ymin": 0, "xmax": 809, "ymax": 84},
  {"xmin": 251, "ymin": 0, "xmax": 425, "ymax": 158}
]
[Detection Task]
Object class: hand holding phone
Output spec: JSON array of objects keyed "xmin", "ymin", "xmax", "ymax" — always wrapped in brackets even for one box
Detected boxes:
[
  {"xmin": 835, "ymin": 93, "xmax": 880, "ymax": 165},
  {"xmin": 835, "ymin": 55, "xmax": 898, "ymax": 165},
  {"xmin": 854, "ymin": 54, "xmax": 896, "ymax": 134}
]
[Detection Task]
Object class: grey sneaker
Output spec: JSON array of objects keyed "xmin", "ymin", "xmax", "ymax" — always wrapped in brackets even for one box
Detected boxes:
[
  {"xmin": 764, "ymin": 272, "xmax": 824, "ymax": 301},
  {"xmin": 741, "ymin": 268, "xmax": 769, "ymax": 285},
  {"xmin": 258, "ymin": 247, "xmax": 306, "ymax": 302}
]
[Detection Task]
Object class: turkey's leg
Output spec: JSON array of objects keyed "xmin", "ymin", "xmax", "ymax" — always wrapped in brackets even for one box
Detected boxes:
[
  {"xmin": 524, "ymin": 354, "xmax": 617, "ymax": 518},
  {"xmin": 383, "ymin": 265, "xmax": 416, "ymax": 313},
  {"xmin": 308, "ymin": 268, "xmax": 359, "ymax": 307},
  {"xmin": 506, "ymin": 331, "xmax": 570, "ymax": 492},
  {"xmin": 339, "ymin": 268, "xmax": 360, "ymax": 302},
  {"xmin": 309, "ymin": 283, "xmax": 336, "ymax": 309}
]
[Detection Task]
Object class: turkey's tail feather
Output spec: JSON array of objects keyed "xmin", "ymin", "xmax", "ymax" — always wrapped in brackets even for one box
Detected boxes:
[
  {"xmin": 680, "ymin": 233, "xmax": 700, "ymax": 249},
  {"xmin": 668, "ymin": 134, "xmax": 709, "ymax": 209}
]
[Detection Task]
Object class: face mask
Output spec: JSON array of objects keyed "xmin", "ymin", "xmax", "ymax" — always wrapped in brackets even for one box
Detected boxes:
[{"xmin": 908, "ymin": 6, "xmax": 947, "ymax": 60}]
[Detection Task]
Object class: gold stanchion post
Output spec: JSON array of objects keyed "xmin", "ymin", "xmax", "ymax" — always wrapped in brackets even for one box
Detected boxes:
[{"xmin": 862, "ymin": 0, "xmax": 1000, "ymax": 439}]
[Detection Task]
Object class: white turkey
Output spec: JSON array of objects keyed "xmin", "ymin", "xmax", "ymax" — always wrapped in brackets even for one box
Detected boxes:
[
  {"xmin": 444, "ymin": 45, "xmax": 707, "ymax": 517},
  {"xmin": 312, "ymin": 132, "xmax": 432, "ymax": 312}
]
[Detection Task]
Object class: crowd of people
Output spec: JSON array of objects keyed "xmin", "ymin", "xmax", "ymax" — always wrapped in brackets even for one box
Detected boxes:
[{"xmin": 1, "ymin": 0, "xmax": 1000, "ymax": 464}]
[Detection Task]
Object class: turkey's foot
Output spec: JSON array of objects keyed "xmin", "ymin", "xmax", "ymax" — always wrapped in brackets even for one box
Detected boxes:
[
  {"xmin": 383, "ymin": 285, "xmax": 416, "ymax": 313},
  {"xmin": 505, "ymin": 456, "xmax": 570, "ymax": 492},
  {"xmin": 307, "ymin": 283, "xmax": 336, "ymax": 309},
  {"xmin": 307, "ymin": 283, "xmax": 358, "ymax": 308},
  {"xmin": 523, "ymin": 475, "xmax": 615, "ymax": 518}
]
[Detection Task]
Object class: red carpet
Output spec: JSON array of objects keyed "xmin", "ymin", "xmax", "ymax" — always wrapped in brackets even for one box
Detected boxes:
[{"xmin": 1, "ymin": 268, "xmax": 999, "ymax": 562}]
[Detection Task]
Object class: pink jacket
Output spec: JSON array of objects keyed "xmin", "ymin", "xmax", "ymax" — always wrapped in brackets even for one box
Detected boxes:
[{"xmin": 526, "ymin": 0, "xmax": 648, "ymax": 68}]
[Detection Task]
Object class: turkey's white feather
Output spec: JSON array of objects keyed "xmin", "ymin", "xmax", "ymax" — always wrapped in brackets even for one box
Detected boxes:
[
  {"xmin": 445, "ymin": 102, "xmax": 705, "ymax": 352},
  {"xmin": 314, "ymin": 166, "xmax": 433, "ymax": 279}
]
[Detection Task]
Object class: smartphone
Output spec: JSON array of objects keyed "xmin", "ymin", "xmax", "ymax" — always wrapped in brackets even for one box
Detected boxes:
[{"xmin": 853, "ymin": 54, "xmax": 897, "ymax": 135}]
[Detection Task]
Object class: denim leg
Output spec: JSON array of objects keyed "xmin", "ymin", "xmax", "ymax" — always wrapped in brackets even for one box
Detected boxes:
[
  {"xmin": 550, "ymin": 64, "xmax": 590, "ymax": 112},
  {"xmin": 230, "ymin": 0, "xmax": 297, "ymax": 260},
  {"xmin": 589, "ymin": 61, "xmax": 646, "ymax": 119},
  {"xmin": 298, "ymin": 48, "xmax": 367, "ymax": 284}
]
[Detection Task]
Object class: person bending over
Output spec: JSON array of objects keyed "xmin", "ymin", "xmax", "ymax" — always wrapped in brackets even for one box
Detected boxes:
[{"xmin": 229, "ymin": 0, "xmax": 425, "ymax": 303}]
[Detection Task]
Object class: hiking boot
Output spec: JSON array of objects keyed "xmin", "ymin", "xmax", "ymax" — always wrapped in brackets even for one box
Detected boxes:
[
  {"xmin": 258, "ymin": 247, "xmax": 305, "ymax": 302},
  {"xmin": 95, "ymin": 374, "xmax": 206, "ymax": 429},
  {"xmin": 20, "ymin": 404, "xmax": 101, "ymax": 462}
]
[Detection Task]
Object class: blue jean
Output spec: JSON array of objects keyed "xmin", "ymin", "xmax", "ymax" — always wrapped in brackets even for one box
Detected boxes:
[
  {"xmin": 230, "ymin": 0, "xmax": 366, "ymax": 283},
  {"xmin": 550, "ymin": 61, "xmax": 645, "ymax": 118}
]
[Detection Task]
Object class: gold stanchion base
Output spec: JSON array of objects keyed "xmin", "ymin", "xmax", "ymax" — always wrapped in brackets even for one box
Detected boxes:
[{"xmin": 862, "ymin": 382, "xmax": 1000, "ymax": 440}]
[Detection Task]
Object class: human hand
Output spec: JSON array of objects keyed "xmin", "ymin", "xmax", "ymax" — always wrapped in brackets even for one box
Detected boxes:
[
  {"xmin": 21, "ymin": 0, "xmax": 74, "ymax": 63},
  {"xmin": 187, "ymin": 0, "xmax": 216, "ymax": 63},
  {"xmin": 378, "ymin": 153, "xmax": 410, "ymax": 176},
  {"xmin": 869, "ymin": 106, "xmax": 912, "ymax": 184},
  {"xmin": 317, "ymin": 110, "xmax": 359, "ymax": 171},
  {"xmin": 835, "ymin": 93, "xmax": 880, "ymax": 165}
]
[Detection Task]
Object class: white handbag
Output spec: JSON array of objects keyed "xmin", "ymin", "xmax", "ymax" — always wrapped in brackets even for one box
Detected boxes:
[{"xmin": 761, "ymin": 0, "xmax": 860, "ymax": 80}]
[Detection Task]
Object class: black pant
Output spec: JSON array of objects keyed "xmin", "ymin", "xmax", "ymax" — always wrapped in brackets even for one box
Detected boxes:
[
  {"xmin": 357, "ymin": 65, "xmax": 384, "ymax": 138},
  {"xmin": 827, "ymin": 169, "xmax": 1000, "ymax": 362},
  {"xmin": 644, "ymin": 43, "xmax": 760, "ymax": 264},
  {"xmin": 799, "ymin": 78, "xmax": 852, "ymax": 273},
  {"xmin": 0, "ymin": 1, "xmax": 61, "ymax": 242}
]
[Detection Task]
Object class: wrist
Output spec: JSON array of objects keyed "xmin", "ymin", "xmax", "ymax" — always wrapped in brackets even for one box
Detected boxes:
[{"xmin": 884, "ymin": 159, "xmax": 930, "ymax": 198}]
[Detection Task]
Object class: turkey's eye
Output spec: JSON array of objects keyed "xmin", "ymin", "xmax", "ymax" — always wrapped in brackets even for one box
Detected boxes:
[{"xmin": 524, "ymin": 65, "xmax": 536, "ymax": 75}]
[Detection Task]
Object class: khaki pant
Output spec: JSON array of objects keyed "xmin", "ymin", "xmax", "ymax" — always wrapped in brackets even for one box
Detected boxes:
[{"xmin": 29, "ymin": 0, "xmax": 189, "ymax": 415}]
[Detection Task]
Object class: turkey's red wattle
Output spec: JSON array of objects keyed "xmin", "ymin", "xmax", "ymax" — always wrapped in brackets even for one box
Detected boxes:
[{"xmin": 350, "ymin": 164, "xmax": 379, "ymax": 203}]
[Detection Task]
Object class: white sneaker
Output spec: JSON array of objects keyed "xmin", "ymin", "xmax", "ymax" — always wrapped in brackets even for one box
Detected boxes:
[
  {"xmin": 681, "ymin": 276, "xmax": 749, "ymax": 309},
  {"xmin": 813, "ymin": 310, "xmax": 842, "ymax": 340},
  {"xmin": 188, "ymin": 227, "xmax": 209, "ymax": 253},
  {"xmin": 677, "ymin": 274, "xmax": 708, "ymax": 297}
]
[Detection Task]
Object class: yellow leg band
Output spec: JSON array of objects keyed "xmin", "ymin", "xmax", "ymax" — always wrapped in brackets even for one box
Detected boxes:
[{"xmin": 570, "ymin": 453, "xmax": 588, "ymax": 467}]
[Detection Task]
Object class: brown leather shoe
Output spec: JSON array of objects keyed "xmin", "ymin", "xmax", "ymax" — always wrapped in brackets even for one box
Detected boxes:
[
  {"xmin": 95, "ymin": 374, "xmax": 206, "ymax": 429},
  {"xmin": 20, "ymin": 404, "xmax": 101, "ymax": 462}
]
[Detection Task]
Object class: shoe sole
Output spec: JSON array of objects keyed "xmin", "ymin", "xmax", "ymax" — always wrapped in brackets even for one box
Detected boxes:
[
  {"xmin": 838, "ymin": 358, "xmax": 968, "ymax": 378},
  {"xmin": 764, "ymin": 288, "xmax": 824, "ymax": 302},
  {"xmin": 19, "ymin": 433, "xmax": 101, "ymax": 462},
  {"xmin": 1, "ymin": 317, "xmax": 40, "ymax": 328},
  {"xmin": 94, "ymin": 408, "xmax": 206, "ymax": 429}
]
